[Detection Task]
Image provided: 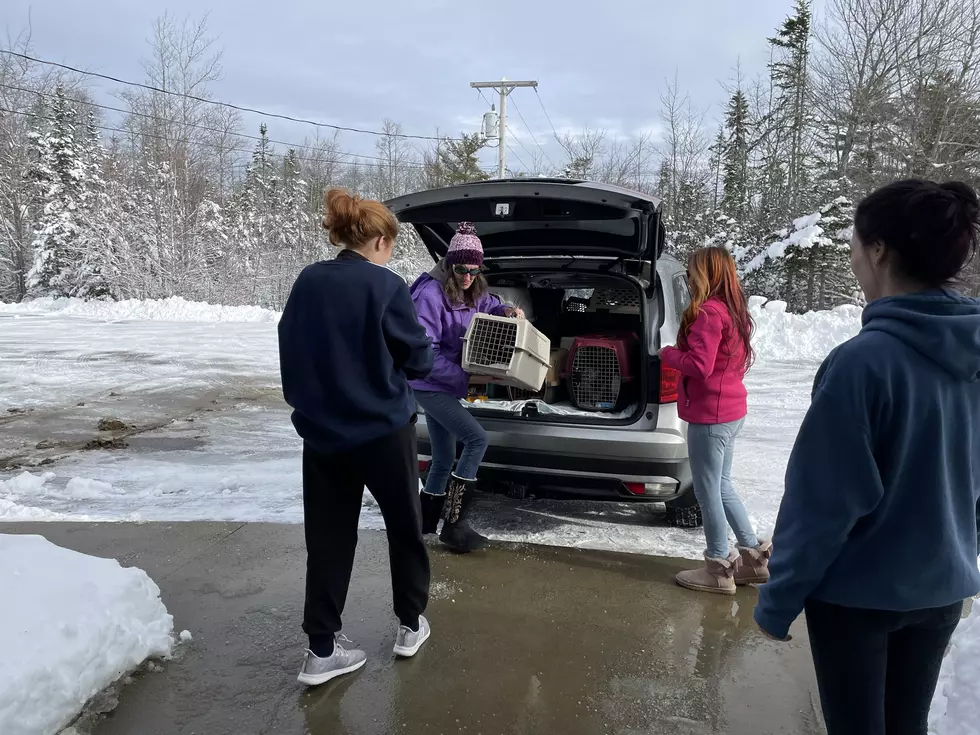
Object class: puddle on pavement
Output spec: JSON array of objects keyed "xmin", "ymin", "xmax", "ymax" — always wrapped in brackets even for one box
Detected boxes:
[{"xmin": 125, "ymin": 436, "xmax": 207, "ymax": 452}]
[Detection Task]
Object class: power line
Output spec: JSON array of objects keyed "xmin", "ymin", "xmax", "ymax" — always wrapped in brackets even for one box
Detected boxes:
[
  {"xmin": 534, "ymin": 87, "xmax": 565, "ymax": 148},
  {"xmin": 510, "ymin": 129, "xmax": 540, "ymax": 171},
  {"xmin": 0, "ymin": 49, "xmax": 460, "ymax": 142},
  {"xmin": 0, "ymin": 81, "xmax": 495, "ymax": 171},
  {"xmin": 504, "ymin": 141, "xmax": 530, "ymax": 174},
  {"xmin": 510, "ymin": 95, "xmax": 558, "ymax": 172},
  {"xmin": 0, "ymin": 106, "xmax": 440, "ymax": 172}
]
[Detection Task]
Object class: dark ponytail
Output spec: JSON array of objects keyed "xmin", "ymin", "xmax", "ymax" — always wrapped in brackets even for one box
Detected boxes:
[{"xmin": 854, "ymin": 179, "xmax": 979, "ymax": 288}]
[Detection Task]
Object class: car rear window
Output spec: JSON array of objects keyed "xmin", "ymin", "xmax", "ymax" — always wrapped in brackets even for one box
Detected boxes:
[{"xmin": 672, "ymin": 273, "xmax": 690, "ymax": 322}]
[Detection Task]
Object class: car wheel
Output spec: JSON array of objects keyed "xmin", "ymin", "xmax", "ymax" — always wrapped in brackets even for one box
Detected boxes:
[
  {"xmin": 664, "ymin": 490, "xmax": 703, "ymax": 529},
  {"xmin": 664, "ymin": 503, "xmax": 703, "ymax": 529}
]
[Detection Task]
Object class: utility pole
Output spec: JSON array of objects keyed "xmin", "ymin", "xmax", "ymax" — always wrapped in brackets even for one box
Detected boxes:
[{"xmin": 470, "ymin": 78, "xmax": 538, "ymax": 178}]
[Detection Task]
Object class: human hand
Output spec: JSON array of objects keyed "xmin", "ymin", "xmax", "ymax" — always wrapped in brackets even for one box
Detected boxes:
[
  {"xmin": 758, "ymin": 624, "xmax": 792, "ymax": 642},
  {"xmin": 504, "ymin": 306, "xmax": 525, "ymax": 319}
]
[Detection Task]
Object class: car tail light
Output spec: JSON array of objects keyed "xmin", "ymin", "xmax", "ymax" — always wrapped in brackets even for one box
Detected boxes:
[
  {"xmin": 418, "ymin": 460, "xmax": 431, "ymax": 473},
  {"xmin": 659, "ymin": 365, "xmax": 680, "ymax": 403},
  {"xmin": 625, "ymin": 481, "xmax": 678, "ymax": 497}
]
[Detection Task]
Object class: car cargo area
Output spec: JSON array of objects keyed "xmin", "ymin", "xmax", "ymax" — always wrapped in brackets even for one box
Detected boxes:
[{"xmin": 461, "ymin": 272, "xmax": 649, "ymax": 425}]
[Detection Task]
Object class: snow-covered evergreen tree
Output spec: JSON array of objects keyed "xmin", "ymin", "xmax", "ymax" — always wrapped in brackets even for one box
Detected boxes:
[
  {"xmin": 73, "ymin": 111, "xmax": 115, "ymax": 299},
  {"xmin": 743, "ymin": 191, "xmax": 856, "ymax": 311},
  {"xmin": 26, "ymin": 86, "xmax": 85, "ymax": 297},
  {"xmin": 721, "ymin": 90, "xmax": 751, "ymax": 220}
]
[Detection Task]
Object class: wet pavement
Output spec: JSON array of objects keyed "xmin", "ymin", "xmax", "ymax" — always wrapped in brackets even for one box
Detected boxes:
[{"xmin": 5, "ymin": 523, "xmax": 822, "ymax": 735}]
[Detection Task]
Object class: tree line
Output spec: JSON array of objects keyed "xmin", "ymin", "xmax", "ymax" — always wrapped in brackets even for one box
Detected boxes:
[{"xmin": 2, "ymin": 0, "xmax": 979, "ymax": 312}]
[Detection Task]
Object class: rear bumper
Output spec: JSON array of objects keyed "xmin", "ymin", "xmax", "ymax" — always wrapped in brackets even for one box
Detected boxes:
[{"xmin": 417, "ymin": 440, "xmax": 693, "ymax": 503}]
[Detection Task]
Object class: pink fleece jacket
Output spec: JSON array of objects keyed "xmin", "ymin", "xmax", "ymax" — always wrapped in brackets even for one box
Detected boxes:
[{"xmin": 660, "ymin": 297, "xmax": 748, "ymax": 425}]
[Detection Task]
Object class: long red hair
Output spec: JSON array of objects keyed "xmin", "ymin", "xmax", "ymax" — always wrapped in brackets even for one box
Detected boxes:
[{"xmin": 679, "ymin": 247, "xmax": 754, "ymax": 370}]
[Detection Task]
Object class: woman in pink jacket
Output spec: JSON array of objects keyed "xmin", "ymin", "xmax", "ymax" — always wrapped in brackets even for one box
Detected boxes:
[{"xmin": 660, "ymin": 246, "xmax": 771, "ymax": 594}]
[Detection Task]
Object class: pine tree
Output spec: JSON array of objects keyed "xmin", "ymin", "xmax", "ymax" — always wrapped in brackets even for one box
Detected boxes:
[
  {"xmin": 768, "ymin": 0, "xmax": 813, "ymax": 211},
  {"xmin": 742, "ymin": 188, "xmax": 856, "ymax": 311},
  {"xmin": 425, "ymin": 133, "xmax": 490, "ymax": 187},
  {"xmin": 73, "ymin": 111, "xmax": 115, "ymax": 298},
  {"xmin": 232, "ymin": 124, "xmax": 282, "ymax": 300},
  {"xmin": 26, "ymin": 85, "xmax": 84, "ymax": 297},
  {"xmin": 720, "ymin": 90, "xmax": 751, "ymax": 220}
]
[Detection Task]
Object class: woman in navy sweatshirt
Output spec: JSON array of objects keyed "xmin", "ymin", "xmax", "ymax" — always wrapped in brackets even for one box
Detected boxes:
[
  {"xmin": 756, "ymin": 179, "xmax": 980, "ymax": 735},
  {"xmin": 278, "ymin": 189, "xmax": 435, "ymax": 687}
]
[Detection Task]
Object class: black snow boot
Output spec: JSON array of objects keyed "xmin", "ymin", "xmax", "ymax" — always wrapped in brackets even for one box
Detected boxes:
[
  {"xmin": 419, "ymin": 491, "xmax": 445, "ymax": 535},
  {"xmin": 439, "ymin": 475, "xmax": 490, "ymax": 553}
]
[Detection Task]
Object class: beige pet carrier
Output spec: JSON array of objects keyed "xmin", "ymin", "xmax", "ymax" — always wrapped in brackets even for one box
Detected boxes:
[{"xmin": 461, "ymin": 314, "xmax": 551, "ymax": 392}]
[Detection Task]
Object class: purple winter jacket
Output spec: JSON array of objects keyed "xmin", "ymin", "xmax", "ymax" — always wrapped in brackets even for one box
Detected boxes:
[{"xmin": 408, "ymin": 262, "xmax": 509, "ymax": 397}]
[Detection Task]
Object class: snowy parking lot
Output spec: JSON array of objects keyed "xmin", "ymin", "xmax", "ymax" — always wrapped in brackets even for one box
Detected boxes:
[
  {"xmin": 1, "ymin": 296, "xmax": 977, "ymax": 735},
  {"xmin": 0, "ymin": 296, "xmax": 851, "ymax": 559}
]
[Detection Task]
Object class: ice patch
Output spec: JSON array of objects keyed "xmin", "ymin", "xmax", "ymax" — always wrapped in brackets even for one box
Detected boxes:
[
  {"xmin": 0, "ymin": 471, "xmax": 56, "ymax": 494},
  {"xmin": 65, "ymin": 477, "xmax": 120, "ymax": 499},
  {"xmin": 930, "ymin": 601, "xmax": 980, "ymax": 734},
  {"xmin": 0, "ymin": 497, "xmax": 68, "ymax": 521},
  {"xmin": 0, "ymin": 534, "xmax": 173, "ymax": 735}
]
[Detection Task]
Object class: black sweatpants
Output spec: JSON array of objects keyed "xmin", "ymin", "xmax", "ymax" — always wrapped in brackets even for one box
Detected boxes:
[
  {"xmin": 302, "ymin": 422, "xmax": 430, "ymax": 646},
  {"xmin": 804, "ymin": 598, "xmax": 964, "ymax": 735}
]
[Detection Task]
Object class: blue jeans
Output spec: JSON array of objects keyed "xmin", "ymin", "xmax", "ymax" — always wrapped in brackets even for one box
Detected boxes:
[
  {"xmin": 687, "ymin": 418, "xmax": 758, "ymax": 559},
  {"xmin": 415, "ymin": 391, "xmax": 489, "ymax": 496}
]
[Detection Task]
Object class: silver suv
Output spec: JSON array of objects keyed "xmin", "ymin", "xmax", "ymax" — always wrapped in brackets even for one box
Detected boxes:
[{"xmin": 387, "ymin": 179, "xmax": 700, "ymax": 528}]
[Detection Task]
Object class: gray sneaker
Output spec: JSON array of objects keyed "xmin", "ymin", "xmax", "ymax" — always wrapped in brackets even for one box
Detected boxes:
[
  {"xmin": 392, "ymin": 615, "xmax": 431, "ymax": 658},
  {"xmin": 297, "ymin": 640, "xmax": 367, "ymax": 686}
]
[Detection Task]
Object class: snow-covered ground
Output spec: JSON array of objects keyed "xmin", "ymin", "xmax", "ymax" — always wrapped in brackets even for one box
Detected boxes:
[
  {"xmin": 0, "ymin": 295, "xmax": 857, "ymax": 556},
  {"xmin": 0, "ymin": 294, "xmax": 974, "ymax": 732},
  {"xmin": 0, "ymin": 534, "xmax": 173, "ymax": 735},
  {"xmin": 931, "ymin": 601, "xmax": 980, "ymax": 735}
]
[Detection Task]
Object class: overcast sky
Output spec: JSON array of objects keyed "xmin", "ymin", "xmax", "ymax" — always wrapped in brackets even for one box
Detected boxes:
[{"xmin": 6, "ymin": 0, "xmax": 815, "ymax": 172}]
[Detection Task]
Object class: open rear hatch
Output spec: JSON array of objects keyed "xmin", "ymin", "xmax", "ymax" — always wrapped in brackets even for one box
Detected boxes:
[
  {"xmin": 385, "ymin": 180, "xmax": 669, "ymax": 427},
  {"xmin": 385, "ymin": 179, "xmax": 665, "ymax": 263}
]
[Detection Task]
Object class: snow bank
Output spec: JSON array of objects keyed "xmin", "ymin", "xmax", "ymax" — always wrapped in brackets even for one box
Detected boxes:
[
  {"xmin": 0, "ymin": 296, "xmax": 279, "ymax": 323},
  {"xmin": 750, "ymin": 296, "xmax": 862, "ymax": 363},
  {"xmin": 0, "ymin": 473, "xmax": 74, "ymax": 521},
  {"xmin": 0, "ymin": 534, "xmax": 173, "ymax": 735},
  {"xmin": 930, "ymin": 602, "xmax": 980, "ymax": 735},
  {"xmin": 1, "ymin": 292, "xmax": 864, "ymax": 364}
]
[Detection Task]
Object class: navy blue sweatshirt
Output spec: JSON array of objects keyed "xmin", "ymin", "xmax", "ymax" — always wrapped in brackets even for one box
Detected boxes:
[
  {"xmin": 756, "ymin": 290, "xmax": 980, "ymax": 640},
  {"xmin": 278, "ymin": 251, "xmax": 434, "ymax": 455}
]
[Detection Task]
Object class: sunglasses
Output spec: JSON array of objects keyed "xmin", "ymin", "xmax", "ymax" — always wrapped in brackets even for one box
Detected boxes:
[{"xmin": 453, "ymin": 265, "xmax": 484, "ymax": 277}]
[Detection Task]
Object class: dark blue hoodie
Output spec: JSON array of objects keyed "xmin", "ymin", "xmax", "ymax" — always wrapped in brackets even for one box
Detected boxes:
[
  {"xmin": 278, "ymin": 251, "xmax": 434, "ymax": 455},
  {"xmin": 756, "ymin": 290, "xmax": 980, "ymax": 640}
]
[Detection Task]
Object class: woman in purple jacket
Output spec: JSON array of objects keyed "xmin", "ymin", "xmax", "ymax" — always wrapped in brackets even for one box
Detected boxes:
[{"xmin": 410, "ymin": 223, "xmax": 523, "ymax": 553}]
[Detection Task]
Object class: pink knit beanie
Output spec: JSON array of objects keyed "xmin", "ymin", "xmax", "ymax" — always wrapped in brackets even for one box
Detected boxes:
[{"xmin": 445, "ymin": 222, "xmax": 484, "ymax": 266}]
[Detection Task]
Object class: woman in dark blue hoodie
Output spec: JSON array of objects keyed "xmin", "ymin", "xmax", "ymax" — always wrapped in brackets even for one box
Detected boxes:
[
  {"xmin": 755, "ymin": 179, "xmax": 980, "ymax": 735},
  {"xmin": 279, "ymin": 189, "xmax": 435, "ymax": 686}
]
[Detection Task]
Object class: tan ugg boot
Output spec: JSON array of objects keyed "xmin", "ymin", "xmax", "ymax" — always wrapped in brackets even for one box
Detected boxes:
[
  {"xmin": 734, "ymin": 541, "xmax": 772, "ymax": 585},
  {"xmin": 675, "ymin": 550, "xmax": 740, "ymax": 595}
]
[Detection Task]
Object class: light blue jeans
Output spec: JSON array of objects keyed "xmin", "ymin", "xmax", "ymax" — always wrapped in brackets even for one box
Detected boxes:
[
  {"xmin": 415, "ymin": 390, "xmax": 489, "ymax": 496},
  {"xmin": 687, "ymin": 418, "xmax": 759, "ymax": 559}
]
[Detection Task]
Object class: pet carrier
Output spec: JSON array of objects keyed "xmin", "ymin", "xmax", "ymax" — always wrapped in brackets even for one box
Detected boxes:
[
  {"xmin": 506, "ymin": 348, "xmax": 568, "ymax": 403},
  {"xmin": 587, "ymin": 287, "xmax": 641, "ymax": 315},
  {"xmin": 563, "ymin": 334, "xmax": 639, "ymax": 412},
  {"xmin": 461, "ymin": 314, "xmax": 551, "ymax": 392}
]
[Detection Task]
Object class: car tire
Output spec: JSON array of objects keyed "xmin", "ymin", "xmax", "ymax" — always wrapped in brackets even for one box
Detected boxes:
[{"xmin": 664, "ymin": 492, "xmax": 703, "ymax": 529}]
